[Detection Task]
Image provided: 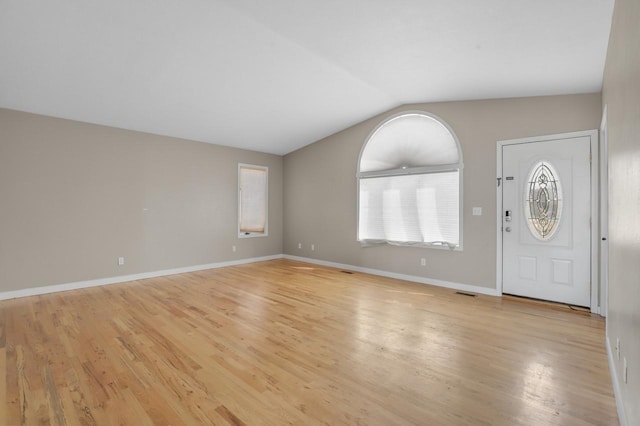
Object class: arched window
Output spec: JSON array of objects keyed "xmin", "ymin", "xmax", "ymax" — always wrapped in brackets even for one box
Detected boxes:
[{"xmin": 357, "ymin": 112, "xmax": 463, "ymax": 249}]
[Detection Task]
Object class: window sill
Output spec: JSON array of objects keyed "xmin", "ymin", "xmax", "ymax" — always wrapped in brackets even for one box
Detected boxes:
[
  {"xmin": 239, "ymin": 232, "xmax": 268, "ymax": 238},
  {"xmin": 358, "ymin": 240, "xmax": 462, "ymax": 251}
]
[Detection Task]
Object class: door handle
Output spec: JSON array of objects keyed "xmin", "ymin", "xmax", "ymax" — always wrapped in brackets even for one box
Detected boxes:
[
  {"xmin": 505, "ymin": 227, "xmax": 511, "ymax": 232},
  {"xmin": 505, "ymin": 210, "xmax": 512, "ymax": 222}
]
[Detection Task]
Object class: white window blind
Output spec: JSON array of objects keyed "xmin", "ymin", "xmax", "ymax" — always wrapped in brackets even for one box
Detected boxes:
[
  {"xmin": 239, "ymin": 164, "xmax": 268, "ymax": 236},
  {"xmin": 357, "ymin": 112, "xmax": 462, "ymax": 249},
  {"xmin": 359, "ymin": 113, "xmax": 459, "ymax": 173},
  {"xmin": 359, "ymin": 172, "xmax": 459, "ymax": 246}
]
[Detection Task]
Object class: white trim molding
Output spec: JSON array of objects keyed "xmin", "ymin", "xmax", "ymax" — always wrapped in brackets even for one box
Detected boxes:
[
  {"xmin": 0, "ymin": 254, "xmax": 498, "ymax": 301},
  {"xmin": 599, "ymin": 105, "xmax": 609, "ymax": 317},
  {"xmin": 606, "ymin": 336, "xmax": 629, "ymax": 426},
  {"xmin": 283, "ymin": 254, "xmax": 500, "ymax": 296},
  {"xmin": 0, "ymin": 254, "xmax": 284, "ymax": 301}
]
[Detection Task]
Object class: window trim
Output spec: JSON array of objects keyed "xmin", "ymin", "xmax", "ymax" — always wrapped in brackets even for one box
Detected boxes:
[
  {"xmin": 238, "ymin": 163, "xmax": 269, "ymax": 238},
  {"xmin": 356, "ymin": 110, "xmax": 464, "ymax": 250},
  {"xmin": 359, "ymin": 163, "xmax": 460, "ymax": 179}
]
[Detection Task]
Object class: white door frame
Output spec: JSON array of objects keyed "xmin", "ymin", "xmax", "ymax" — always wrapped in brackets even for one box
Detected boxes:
[
  {"xmin": 599, "ymin": 107, "xmax": 609, "ymax": 317},
  {"xmin": 496, "ymin": 130, "xmax": 599, "ymax": 313}
]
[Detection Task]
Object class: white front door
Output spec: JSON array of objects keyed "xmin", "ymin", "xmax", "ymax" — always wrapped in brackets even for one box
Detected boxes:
[{"xmin": 502, "ymin": 136, "xmax": 592, "ymax": 307}]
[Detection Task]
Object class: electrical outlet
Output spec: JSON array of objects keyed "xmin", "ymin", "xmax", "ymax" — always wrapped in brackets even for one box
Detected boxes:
[
  {"xmin": 298, "ymin": 243, "xmax": 302, "ymax": 249},
  {"xmin": 616, "ymin": 338, "xmax": 620, "ymax": 360},
  {"xmin": 311, "ymin": 244, "xmax": 315, "ymax": 251},
  {"xmin": 232, "ymin": 245, "xmax": 236, "ymax": 252},
  {"xmin": 623, "ymin": 357, "xmax": 628, "ymax": 383},
  {"xmin": 420, "ymin": 258, "xmax": 426, "ymax": 266},
  {"xmin": 118, "ymin": 257, "xmax": 125, "ymax": 266},
  {"xmin": 472, "ymin": 207, "xmax": 482, "ymax": 216}
]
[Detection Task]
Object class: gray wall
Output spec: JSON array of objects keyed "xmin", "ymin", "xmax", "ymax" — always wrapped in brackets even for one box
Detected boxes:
[
  {"xmin": 0, "ymin": 108, "xmax": 283, "ymax": 292},
  {"xmin": 602, "ymin": 0, "xmax": 640, "ymax": 422},
  {"xmin": 283, "ymin": 94, "xmax": 602, "ymax": 290}
]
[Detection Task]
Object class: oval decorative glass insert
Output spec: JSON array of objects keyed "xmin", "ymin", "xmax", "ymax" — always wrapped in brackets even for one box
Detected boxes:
[{"xmin": 524, "ymin": 161, "xmax": 563, "ymax": 240}]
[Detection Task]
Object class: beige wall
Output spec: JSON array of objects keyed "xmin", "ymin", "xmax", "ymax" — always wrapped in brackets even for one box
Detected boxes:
[
  {"xmin": 284, "ymin": 94, "xmax": 602, "ymax": 290},
  {"xmin": 0, "ymin": 108, "xmax": 283, "ymax": 292},
  {"xmin": 602, "ymin": 0, "xmax": 640, "ymax": 422}
]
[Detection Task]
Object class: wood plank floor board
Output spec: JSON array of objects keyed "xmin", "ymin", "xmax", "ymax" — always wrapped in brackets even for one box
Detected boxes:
[{"xmin": 0, "ymin": 259, "xmax": 618, "ymax": 425}]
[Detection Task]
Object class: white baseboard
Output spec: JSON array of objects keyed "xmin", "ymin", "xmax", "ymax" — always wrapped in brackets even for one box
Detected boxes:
[
  {"xmin": 606, "ymin": 335, "xmax": 628, "ymax": 426},
  {"xmin": 283, "ymin": 254, "xmax": 500, "ymax": 296},
  {"xmin": 0, "ymin": 253, "xmax": 499, "ymax": 301},
  {"xmin": 0, "ymin": 254, "xmax": 284, "ymax": 301}
]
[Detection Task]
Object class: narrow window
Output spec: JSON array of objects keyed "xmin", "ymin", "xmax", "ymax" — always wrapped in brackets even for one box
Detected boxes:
[
  {"xmin": 238, "ymin": 164, "xmax": 268, "ymax": 237},
  {"xmin": 357, "ymin": 112, "xmax": 463, "ymax": 249}
]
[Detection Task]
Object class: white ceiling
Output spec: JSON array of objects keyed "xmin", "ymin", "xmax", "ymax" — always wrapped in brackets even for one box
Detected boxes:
[{"xmin": 0, "ymin": 0, "xmax": 614, "ymax": 155}]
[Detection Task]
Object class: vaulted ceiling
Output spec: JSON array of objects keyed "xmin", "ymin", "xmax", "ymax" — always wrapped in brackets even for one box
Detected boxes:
[{"xmin": 0, "ymin": 0, "xmax": 614, "ymax": 154}]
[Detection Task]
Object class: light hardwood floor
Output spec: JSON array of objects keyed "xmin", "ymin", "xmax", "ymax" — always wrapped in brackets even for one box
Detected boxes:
[{"xmin": 0, "ymin": 259, "xmax": 618, "ymax": 425}]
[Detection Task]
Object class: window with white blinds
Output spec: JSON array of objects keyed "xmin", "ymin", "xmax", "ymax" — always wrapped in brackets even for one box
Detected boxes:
[
  {"xmin": 238, "ymin": 164, "xmax": 268, "ymax": 237},
  {"xmin": 357, "ymin": 112, "xmax": 463, "ymax": 249}
]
